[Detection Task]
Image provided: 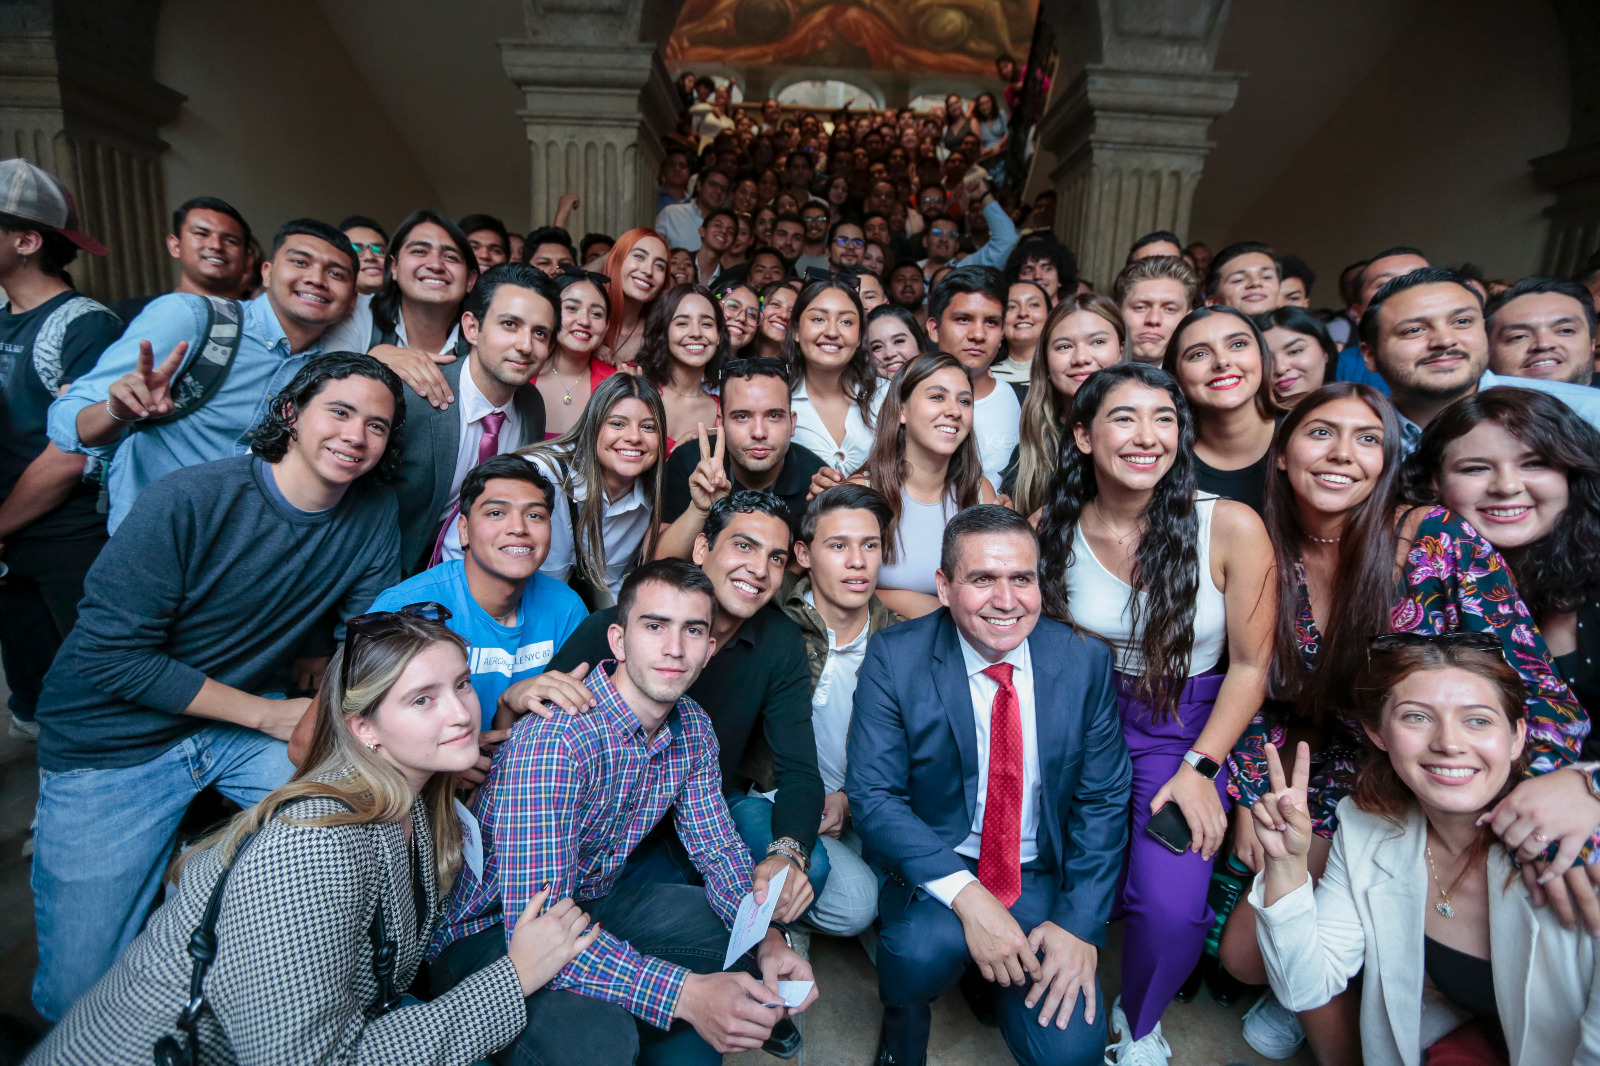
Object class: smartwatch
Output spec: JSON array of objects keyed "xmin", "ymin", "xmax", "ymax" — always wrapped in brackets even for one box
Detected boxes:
[{"xmin": 1183, "ymin": 749, "xmax": 1222, "ymax": 780}]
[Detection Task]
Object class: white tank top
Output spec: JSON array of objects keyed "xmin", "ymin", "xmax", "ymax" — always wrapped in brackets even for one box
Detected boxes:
[
  {"xmin": 876, "ymin": 487, "xmax": 958, "ymax": 596},
  {"xmin": 1063, "ymin": 493, "xmax": 1227, "ymax": 676}
]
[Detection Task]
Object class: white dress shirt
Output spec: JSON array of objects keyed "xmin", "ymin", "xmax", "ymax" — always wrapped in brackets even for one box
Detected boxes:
[
  {"xmin": 323, "ymin": 292, "xmax": 462, "ymax": 355},
  {"xmin": 923, "ymin": 634, "xmax": 1042, "ymax": 908},
  {"xmin": 790, "ymin": 375, "xmax": 886, "ymax": 475},
  {"xmin": 526, "ymin": 452, "xmax": 653, "ymax": 597},
  {"xmin": 805, "ymin": 589, "xmax": 871, "ymax": 794},
  {"xmin": 437, "ymin": 363, "xmax": 526, "ymax": 561}
]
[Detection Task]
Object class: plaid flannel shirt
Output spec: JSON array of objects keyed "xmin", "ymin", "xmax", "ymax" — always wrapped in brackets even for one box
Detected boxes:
[{"xmin": 431, "ymin": 661, "xmax": 751, "ymax": 1029}]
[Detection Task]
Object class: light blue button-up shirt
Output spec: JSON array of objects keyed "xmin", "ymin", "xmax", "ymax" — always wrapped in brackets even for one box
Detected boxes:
[
  {"xmin": 48, "ymin": 292, "xmax": 340, "ymax": 531},
  {"xmin": 1396, "ymin": 369, "xmax": 1600, "ymax": 457},
  {"xmin": 950, "ymin": 199, "xmax": 1019, "ymax": 273}
]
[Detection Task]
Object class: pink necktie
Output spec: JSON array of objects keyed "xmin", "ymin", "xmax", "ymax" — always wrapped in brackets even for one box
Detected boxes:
[
  {"xmin": 977, "ymin": 662, "xmax": 1022, "ymax": 908},
  {"xmin": 429, "ymin": 410, "xmax": 507, "ymax": 566}
]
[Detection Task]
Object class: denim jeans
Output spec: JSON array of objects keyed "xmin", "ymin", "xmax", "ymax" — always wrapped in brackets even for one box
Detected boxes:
[
  {"xmin": 431, "ymin": 882, "xmax": 757, "ymax": 1066},
  {"xmin": 724, "ymin": 790, "xmax": 830, "ymax": 902},
  {"xmin": 31, "ymin": 722, "xmax": 294, "ymax": 1019}
]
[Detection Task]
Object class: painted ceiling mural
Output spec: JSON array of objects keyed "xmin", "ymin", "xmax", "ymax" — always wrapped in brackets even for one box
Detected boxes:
[{"xmin": 666, "ymin": 0, "xmax": 1040, "ymax": 75}]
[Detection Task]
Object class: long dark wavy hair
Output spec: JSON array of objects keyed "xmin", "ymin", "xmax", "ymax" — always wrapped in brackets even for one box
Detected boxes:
[
  {"xmin": 249, "ymin": 353, "xmax": 407, "ymax": 483},
  {"xmin": 858, "ymin": 352, "xmax": 984, "ymax": 565},
  {"xmin": 1263, "ymin": 382, "xmax": 1403, "ymax": 722},
  {"xmin": 781, "ymin": 275, "xmax": 879, "ymax": 422},
  {"xmin": 1037, "ymin": 362, "xmax": 1199, "ymax": 717},
  {"xmin": 636, "ymin": 282, "xmax": 730, "ymax": 393},
  {"xmin": 1402, "ymin": 388, "xmax": 1600, "ymax": 620}
]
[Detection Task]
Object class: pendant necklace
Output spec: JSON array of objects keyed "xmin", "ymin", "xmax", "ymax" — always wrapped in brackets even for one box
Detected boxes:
[
  {"xmin": 1307, "ymin": 534, "xmax": 1340, "ymax": 545},
  {"xmin": 1093, "ymin": 501, "xmax": 1140, "ymax": 545},
  {"xmin": 1424, "ymin": 840, "xmax": 1462, "ymax": 918},
  {"xmin": 556, "ymin": 368, "xmax": 583, "ymax": 406}
]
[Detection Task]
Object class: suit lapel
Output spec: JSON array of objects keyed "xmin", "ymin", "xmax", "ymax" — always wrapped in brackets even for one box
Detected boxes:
[
  {"xmin": 1488, "ymin": 847, "xmax": 1537, "ymax": 1063},
  {"xmin": 1030, "ymin": 636, "xmax": 1068, "ymax": 848},
  {"xmin": 514, "ymin": 383, "xmax": 547, "ymax": 443},
  {"xmin": 1367, "ymin": 810, "xmax": 1428, "ymax": 1061},
  {"xmin": 431, "ymin": 359, "xmax": 465, "ymax": 518},
  {"xmin": 933, "ymin": 613, "xmax": 980, "ymax": 823}
]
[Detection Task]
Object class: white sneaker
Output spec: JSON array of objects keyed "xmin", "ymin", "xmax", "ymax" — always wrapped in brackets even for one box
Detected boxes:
[
  {"xmin": 1103, "ymin": 996, "xmax": 1131, "ymax": 1063},
  {"xmin": 8, "ymin": 716, "xmax": 38, "ymax": 741},
  {"xmin": 1109, "ymin": 1022, "xmax": 1171, "ymax": 1066},
  {"xmin": 1242, "ymin": 991, "xmax": 1305, "ymax": 1059}
]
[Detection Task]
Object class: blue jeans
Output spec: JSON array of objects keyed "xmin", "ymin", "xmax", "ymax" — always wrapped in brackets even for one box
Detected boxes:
[
  {"xmin": 725, "ymin": 791, "xmax": 830, "ymax": 902},
  {"xmin": 31, "ymin": 722, "xmax": 294, "ymax": 1019},
  {"xmin": 431, "ymin": 882, "xmax": 753, "ymax": 1066}
]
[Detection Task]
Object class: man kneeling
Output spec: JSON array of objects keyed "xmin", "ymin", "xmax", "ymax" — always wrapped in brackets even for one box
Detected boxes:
[
  {"xmin": 848, "ymin": 506, "xmax": 1131, "ymax": 1066},
  {"xmin": 429, "ymin": 559, "xmax": 817, "ymax": 1064}
]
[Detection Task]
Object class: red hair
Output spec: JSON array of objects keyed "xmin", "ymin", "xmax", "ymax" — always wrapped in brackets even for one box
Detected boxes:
[{"xmin": 602, "ymin": 228, "xmax": 669, "ymax": 353}]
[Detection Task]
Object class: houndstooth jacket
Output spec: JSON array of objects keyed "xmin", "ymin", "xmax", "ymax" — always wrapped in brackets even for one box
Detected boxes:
[{"xmin": 27, "ymin": 794, "xmax": 526, "ymax": 1065}]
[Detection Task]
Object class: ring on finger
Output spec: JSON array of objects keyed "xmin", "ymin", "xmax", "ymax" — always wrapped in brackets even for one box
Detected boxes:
[{"xmin": 1535, "ymin": 833, "xmax": 1550, "ymax": 843}]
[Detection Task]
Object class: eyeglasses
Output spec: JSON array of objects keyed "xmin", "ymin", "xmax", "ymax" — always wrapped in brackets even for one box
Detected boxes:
[
  {"xmin": 928, "ymin": 227, "xmax": 957, "ymax": 239},
  {"xmin": 803, "ymin": 214, "xmax": 828, "ymax": 224},
  {"xmin": 340, "ymin": 602, "xmax": 453, "ymax": 699},
  {"xmin": 833, "ymin": 237, "xmax": 866, "ymax": 248},
  {"xmin": 351, "ymin": 242, "xmax": 385, "ymax": 256}
]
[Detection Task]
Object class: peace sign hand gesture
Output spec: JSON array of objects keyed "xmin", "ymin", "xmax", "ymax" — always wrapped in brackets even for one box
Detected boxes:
[
  {"xmin": 688, "ymin": 422, "xmax": 732, "ymax": 513},
  {"xmin": 107, "ymin": 340, "xmax": 189, "ymax": 421},
  {"xmin": 1250, "ymin": 741, "xmax": 1314, "ymax": 863}
]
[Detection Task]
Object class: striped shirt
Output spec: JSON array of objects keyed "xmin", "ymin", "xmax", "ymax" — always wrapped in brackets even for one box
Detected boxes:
[{"xmin": 431, "ymin": 660, "xmax": 750, "ymax": 1029}]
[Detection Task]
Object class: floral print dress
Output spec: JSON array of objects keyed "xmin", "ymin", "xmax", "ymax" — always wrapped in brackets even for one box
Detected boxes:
[{"xmin": 1227, "ymin": 506, "xmax": 1586, "ymax": 838}]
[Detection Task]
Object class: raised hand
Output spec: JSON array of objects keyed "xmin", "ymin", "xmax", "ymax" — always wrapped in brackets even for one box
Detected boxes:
[
  {"xmin": 806, "ymin": 465, "xmax": 844, "ymax": 501},
  {"xmin": 107, "ymin": 340, "xmax": 188, "ymax": 421},
  {"xmin": 688, "ymin": 422, "xmax": 732, "ymax": 513},
  {"xmin": 1251, "ymin": 741, "xmax": 1313, "ymax": 862}
]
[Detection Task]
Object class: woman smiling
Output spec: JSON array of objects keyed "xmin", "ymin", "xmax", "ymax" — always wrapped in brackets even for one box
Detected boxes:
[
  {"xmin": 1164, "ymin": 306, "xmax": 1285, "ymax": 515},
  {"xmin": 537, "ymin": 268, "xmax": 617, "ymax": 438},
  {"xmin": 600, "ymin": 229, "xmax": 670, "ymax": 370},
  {"xmin": 992, "ymin": 280, "xmax": 1051, "ymax": 385},
  {"xmin": 784, "ymin": 275, "xmax": 882, "ymax": 475},
  {"xmin": 637, "ymin": 282, "xmax": 727, "ymax": 451}
]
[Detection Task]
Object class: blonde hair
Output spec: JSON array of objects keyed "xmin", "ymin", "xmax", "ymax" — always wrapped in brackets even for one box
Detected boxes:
[
  {"xmin": 171, "ymin": 616, "xmax": 468, "ymax": 891},
  {"xmin": 1012, "ymin": 293, "xmax": 1126, "ymax": 517},
  {"xmin": 1112, "ymin": 254, "xmax": 1199, "ymax": 309}
]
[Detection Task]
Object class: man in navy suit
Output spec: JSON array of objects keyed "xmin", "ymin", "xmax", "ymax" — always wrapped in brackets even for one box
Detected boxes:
[{"xmin": 847, "ymin": 505, "xmax": 1131, "ymax": 1066}]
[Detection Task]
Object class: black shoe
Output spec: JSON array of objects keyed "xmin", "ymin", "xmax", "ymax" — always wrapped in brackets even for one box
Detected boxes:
[
  {"xmin": 874, "ymin": 1026, "xmax": 925, "ymax": 1066},
  {"xmin": 1204, "ymin": 957, "xmax": 1250, "ymax": 1008},
  {"xmin": 762, "ymin": 1017, "xmax": 802, "ymax": 1059},
  {"xmin": 957, "ymin": 964, "xmax": 999, "ymax": 1028},
  {"xmin": 1173, "ymin": 960, "xmax": 1204, "ymax": 1004}
]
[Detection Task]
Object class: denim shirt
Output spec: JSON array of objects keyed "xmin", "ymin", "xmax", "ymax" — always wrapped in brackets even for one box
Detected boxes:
[
  {"xmin": 47, "ymin": 292, "xmax": 337, "ymax": 531},
  {"xmin": 949, "ymin": 199, "xmax": 1019, "ymax": 273}
]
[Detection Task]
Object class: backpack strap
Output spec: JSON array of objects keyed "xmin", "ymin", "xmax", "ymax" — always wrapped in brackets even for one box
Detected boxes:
[
  {"xmin": 31, "ymin": 295, "xmax": 116, "ymax": 394},
  {"xmin": 145, "ymin": 296, "xmax": 243, "ymax": 427}
]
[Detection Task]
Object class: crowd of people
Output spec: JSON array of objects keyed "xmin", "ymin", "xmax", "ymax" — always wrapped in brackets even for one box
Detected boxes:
[{"xmin": 1, "ymin": 65, "xmax": 1600, "ymax": 1066}]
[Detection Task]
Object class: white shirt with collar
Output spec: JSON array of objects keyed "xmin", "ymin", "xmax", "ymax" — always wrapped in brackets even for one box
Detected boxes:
[
  {"xmin": 791, "ymin": 375, "xmax": 886, "ymax": 475},
  {"xmin": 923, "ymin": 634, "xmax": 1043, "ymax": 908},
  {"xmin": 437, "ymin": 361, "xmax": 527, "ymax": 561},
  {"xmin": 804, "ymin": 588, "xmax": 872, "ymax": 794},
  {"xmin": 526, "ymin": 452, "xmax": 653, "ymax": 597},
  {"xmin": 323, "ymin": 292, "xmax": 462, "ymax": 355}
]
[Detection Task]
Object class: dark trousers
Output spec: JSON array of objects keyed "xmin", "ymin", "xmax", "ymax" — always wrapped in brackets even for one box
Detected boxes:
[
  {"xmin": 0, "ymin": 533, "xmax": 104, "ymax": 719},
  {"xmin": 431, "ymin": 882, "xmax": 755, "ymax": 1066},
  {"xmin": 876, "ymin": 863, "xmax": 1104, "ymax": 1066}
]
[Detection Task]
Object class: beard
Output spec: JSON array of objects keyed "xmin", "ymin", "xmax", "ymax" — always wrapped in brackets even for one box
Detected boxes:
[{"xmin": 622, "ymin": 656, "xmax": 697, "ymax": 707}]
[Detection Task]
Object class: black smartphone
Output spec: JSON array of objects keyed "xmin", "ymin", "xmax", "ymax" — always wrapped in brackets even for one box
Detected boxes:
[{"xmin": 1145, "ymin": 801, "xmax": 1192, "ymax": 855}]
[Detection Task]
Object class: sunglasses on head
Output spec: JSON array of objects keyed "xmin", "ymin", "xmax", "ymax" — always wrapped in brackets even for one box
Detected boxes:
[
  {"xmin": 556, "ymin": 264, "xmax": 610, "ymax": 287},
  {"xmin": 340, "ymin": 602, "xmax": 453, "ymax": 698}
]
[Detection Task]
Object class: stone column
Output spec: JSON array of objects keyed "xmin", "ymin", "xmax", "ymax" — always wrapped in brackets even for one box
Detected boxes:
[
  {"xmin": 501, "ymin": 0, "xmax": 684, "ymax": 237},
  {"xmin": 0, "ymin": 0, "xmax": 181, "ymax": 303},
  {"xmin": 1037, "ymin": 67, "xmax": 1238, "ymax": 288},
  {"xmin": 1031, "ymin": 0, "xmax": 1240, "ymax": 290}
]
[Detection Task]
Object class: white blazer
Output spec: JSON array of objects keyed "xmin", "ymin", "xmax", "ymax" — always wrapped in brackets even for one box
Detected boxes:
[{"xmin": 1250, "ymin": 797, "xmax": 1600, "ymax": 1066}]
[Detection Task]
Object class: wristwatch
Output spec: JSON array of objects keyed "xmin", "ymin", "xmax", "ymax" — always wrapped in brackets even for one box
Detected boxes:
[{"xmin": 1183, "ymin": 749, "xmax": 1222, "ymax": 780}]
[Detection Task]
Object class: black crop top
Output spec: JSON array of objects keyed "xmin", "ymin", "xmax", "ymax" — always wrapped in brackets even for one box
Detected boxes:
[{"xmin": 1423, "ymin": 936, "xmax": 1500, "ymax": 1037}]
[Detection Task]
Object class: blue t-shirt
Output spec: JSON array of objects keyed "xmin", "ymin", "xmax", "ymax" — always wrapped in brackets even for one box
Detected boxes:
[
  {"xmin": 1334, "ymin": 344, "xmax": 1390, "ymax": 394},
  {"xmin": 369, "ymin": 561, "xmax": 589, "ymax": 728}
]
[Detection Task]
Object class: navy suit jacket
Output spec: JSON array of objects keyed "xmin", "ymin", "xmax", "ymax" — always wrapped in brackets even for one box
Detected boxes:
[{"xmin": 845, "ymin": 609, "xmax": 1131, "ymax": 945}]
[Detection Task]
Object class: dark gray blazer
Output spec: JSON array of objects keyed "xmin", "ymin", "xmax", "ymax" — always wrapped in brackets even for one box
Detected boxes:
[
  {"xmin": 393, "ymin": 356, "xmax": 546, "ymax": 575},
  {"xmin": 30, "ymin": 794, "xmax": 526, "ymax": 1065}
]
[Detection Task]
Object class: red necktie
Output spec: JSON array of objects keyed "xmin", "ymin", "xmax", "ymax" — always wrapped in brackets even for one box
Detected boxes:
[
  {"xmin": 977, "ymin": 662, "xmax": 1023, "ymax": 908},
  {"xmin": 430, "ymin": 410, "xmax": 507, "ymax": 566}
]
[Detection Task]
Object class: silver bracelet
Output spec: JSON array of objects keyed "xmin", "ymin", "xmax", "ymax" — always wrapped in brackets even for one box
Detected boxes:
[{"xmin": 105, "ymin": 397, "xmax": 139, "ymax": 423}]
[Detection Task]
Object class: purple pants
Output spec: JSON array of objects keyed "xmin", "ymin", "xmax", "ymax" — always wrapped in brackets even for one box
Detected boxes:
[{"xmin": 1108, "ymin": 670, "xmax": 1231, "ymax": 1040}]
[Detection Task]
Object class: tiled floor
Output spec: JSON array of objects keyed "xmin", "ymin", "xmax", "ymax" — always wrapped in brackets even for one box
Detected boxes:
[{"xmin": 0, "ymin": 684, "xmax": 1312, "ymax": 1064}]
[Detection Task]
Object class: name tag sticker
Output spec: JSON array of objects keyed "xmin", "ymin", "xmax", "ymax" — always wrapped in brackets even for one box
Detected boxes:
[{"xmin": 454, "ymin": 798, "xmax": 484, "ymax": 882}]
